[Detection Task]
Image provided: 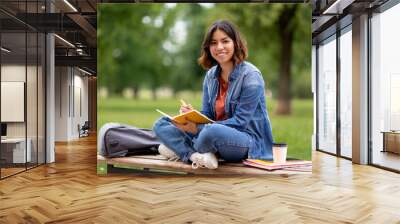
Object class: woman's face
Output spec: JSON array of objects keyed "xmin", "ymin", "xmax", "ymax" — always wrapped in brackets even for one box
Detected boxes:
[{"xmin": 209, "ymin": 29, "xmax": 235, "ymax": 66}]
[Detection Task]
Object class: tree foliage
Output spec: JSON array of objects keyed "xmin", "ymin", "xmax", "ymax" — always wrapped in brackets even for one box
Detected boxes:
[
  {"xmin": 98, "ymin": 3, "xmax": 311, "ymax": 104},
  {"xmin": 98, "ymin": 4, "xmax": 177, "ymax": 96}
]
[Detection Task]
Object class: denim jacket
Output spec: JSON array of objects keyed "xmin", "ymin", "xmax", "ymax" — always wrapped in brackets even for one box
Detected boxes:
[{"xmin": 199, "ymin": 61, "xmax": 274, "ymax": 160}]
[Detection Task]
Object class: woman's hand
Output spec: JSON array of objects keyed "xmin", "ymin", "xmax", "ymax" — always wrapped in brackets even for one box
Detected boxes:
[
  {"xmin": 173, "ymin": 118, "xmax": 198, "ymax": 134},
  {"xmin": 179, "ymin": 104, "xmax": 193, "ymax": 114}
]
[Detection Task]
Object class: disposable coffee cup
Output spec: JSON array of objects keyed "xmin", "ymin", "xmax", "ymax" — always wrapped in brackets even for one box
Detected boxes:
[{"xmin": 272, "ymin": 143, "xmax": 288, "ymax": 164}]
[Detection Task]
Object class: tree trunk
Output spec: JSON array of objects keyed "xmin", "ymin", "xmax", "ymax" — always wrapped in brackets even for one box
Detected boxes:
[
  {"xmin": 151, "ymin": 87, "xmax": 157, "ymax": 100},
  {"xmin": 275, "ymin": 6, "xmax": 296, "ymax": 115},
  {"xmin": 133, "ymin": 85, "xmax": 139, "ymax": 100}
]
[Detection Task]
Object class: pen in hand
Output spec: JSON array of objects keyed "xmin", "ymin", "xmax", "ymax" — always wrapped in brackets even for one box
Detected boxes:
[
  {"xmin": 179, "ymin": 99, "xmax": 193, "ymax": 114},
  {"xmin": 180, "ymin": 99, "xmax": 188, "ymax": 107}
]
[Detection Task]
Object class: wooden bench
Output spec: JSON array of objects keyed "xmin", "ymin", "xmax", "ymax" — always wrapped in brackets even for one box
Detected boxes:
[{"xmin": 97, "ymin": 155, "xmax": 311, "ymax": 176}]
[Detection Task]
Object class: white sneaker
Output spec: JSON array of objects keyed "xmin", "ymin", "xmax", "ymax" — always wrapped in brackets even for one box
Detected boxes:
[
  {"xmin": 190, "ymin": 152, "xmax": 218, "ymax": 169},
  {"xmin": 158, "ymin": 144, "xmax": 179, "ymax": 161}
]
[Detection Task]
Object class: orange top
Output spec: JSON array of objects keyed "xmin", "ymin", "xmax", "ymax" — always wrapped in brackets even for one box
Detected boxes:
[{"xmin": 215, "ymin": 76, "xmax": 229, "ymax": 121}]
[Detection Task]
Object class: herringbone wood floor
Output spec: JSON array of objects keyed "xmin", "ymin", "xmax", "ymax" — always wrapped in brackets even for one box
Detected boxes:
[{"xmin": 1, "ymin": 134, "xmax": 400, "ymax": 224}]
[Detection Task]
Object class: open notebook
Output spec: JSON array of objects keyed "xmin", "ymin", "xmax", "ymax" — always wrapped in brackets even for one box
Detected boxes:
[{"xmin": 156, "ymin": 109, "xmax": 214, "ymax": 124}]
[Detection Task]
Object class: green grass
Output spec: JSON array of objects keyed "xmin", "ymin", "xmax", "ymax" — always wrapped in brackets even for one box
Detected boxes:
[{"xmin": 98, "ymin": 96, "xmax": 312, "ymax": 160}]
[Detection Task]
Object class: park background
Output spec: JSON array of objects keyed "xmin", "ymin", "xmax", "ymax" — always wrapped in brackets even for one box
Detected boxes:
[{"xmin": 97, "ymin": 3, "xmax": 312, "ymax": 160}]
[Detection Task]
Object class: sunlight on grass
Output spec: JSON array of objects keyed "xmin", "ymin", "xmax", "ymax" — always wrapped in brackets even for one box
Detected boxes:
[{"xmin": 98, "ymin": 96, "xmax": 312, "ymax": 160}]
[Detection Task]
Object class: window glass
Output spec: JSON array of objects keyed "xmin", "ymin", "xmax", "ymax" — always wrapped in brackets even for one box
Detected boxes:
[
  {"xmin": 340, "ymin": 28, "xmax": 352, "ymax": 158},
  {"xmin": 1, "ymin": 18, "xmax": 27, "ymax": 178},
  {"xmin": 318, "ymin": 35, "xmax": 337, "ymax": 154},
  {"xmin": 371, "ymin": 3, "xmax": 400, "ymax": 171}
]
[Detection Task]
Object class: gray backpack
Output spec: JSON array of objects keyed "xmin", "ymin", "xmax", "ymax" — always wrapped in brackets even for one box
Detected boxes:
[{"xmin": 98, "ymin": 123, "xmax": 161, "ymax": 158}]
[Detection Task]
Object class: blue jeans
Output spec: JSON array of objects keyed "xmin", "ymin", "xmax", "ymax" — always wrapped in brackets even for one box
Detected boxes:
[{"xmin": 153, "ymin": 117, "xmax": 251, "ymax": 163}]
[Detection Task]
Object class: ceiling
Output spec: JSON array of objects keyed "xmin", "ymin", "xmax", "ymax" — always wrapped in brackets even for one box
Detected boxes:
[
  {"xmin": 1, "ymin": 0, "xmax": 97, "ymax": 74},
  {"xmin": 311, "ymin": 0, "xmax": 390, "ymax": 43}
]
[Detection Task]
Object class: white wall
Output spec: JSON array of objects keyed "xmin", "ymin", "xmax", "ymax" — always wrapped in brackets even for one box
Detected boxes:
[
  {"xmin": 55, "ymin": 67, "xmax": 89, "ymax": 141},
  {"xmin": 55, "ymin": 67, "xmax": 69, "ymax": 141},
  {"xmin": 1, "ymin": 65, "xmax": 25, "ymax": 81}
]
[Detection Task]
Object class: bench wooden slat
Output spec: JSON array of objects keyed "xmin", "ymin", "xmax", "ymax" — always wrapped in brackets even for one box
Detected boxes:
[{"xmin": 97, "ymin": 155, "xmax": 311, "ymax": 175}]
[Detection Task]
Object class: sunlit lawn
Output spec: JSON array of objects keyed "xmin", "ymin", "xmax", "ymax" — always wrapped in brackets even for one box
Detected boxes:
[{"xmin": 98, "ymin": 95, "xmax": 312, "ymax": 160}]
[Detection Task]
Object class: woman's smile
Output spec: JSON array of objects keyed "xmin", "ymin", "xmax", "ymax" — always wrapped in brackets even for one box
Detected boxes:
[{"xmin": 216, "ymin": 52, "xmax": 228, "ymax": 57}]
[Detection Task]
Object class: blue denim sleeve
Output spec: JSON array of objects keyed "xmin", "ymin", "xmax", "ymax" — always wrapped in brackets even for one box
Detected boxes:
[
  {"xmin": 198, "ymin": 73, "xmax": 213, "ymax": 132},
  {"xmin": 216, "ymin": 71, "xmax": 264, "ymax": 130},
  {"xmin": 200, "ymin": 74, "xmax": 213, "ymax": 119}
]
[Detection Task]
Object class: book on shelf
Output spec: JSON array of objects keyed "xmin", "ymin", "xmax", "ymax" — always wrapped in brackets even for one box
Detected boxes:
[
  {"xmin": 243, "ymin": 159, "xmax": 312, "ymax": 171},
  {"xmin": 156, "ymin": 109, "xmax": 214, "ymax": 124}
]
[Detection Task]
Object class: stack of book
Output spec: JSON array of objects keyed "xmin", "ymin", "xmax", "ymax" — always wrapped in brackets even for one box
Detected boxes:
[{"xmin": 243, "ymin": 159, "xmax": 312, "ymax": 171}]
